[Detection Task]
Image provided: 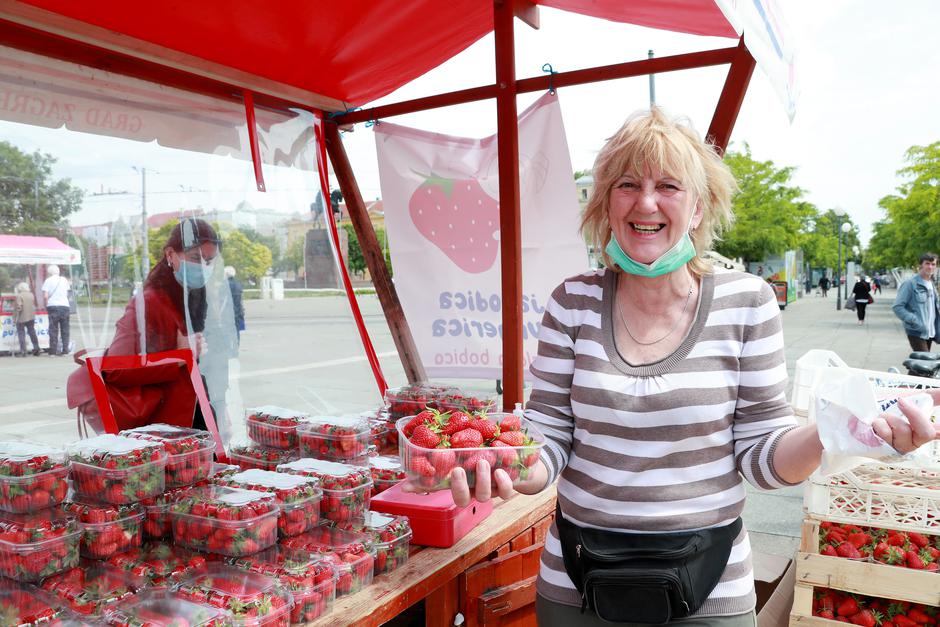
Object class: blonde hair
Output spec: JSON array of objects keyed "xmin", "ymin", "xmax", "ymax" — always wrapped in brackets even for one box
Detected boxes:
[
  {"xmin": 15, "ymin": 282, "xmax": 29, "ymax": 293},
  {"xmin": 580, "ymin": 107, "xmax": 737, "ymax": 276}
]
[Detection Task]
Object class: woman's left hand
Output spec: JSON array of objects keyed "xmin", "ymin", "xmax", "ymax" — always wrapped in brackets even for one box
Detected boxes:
[{"xmin": 871, "ymin": 390, "xmax": 940, "ymax": 454}]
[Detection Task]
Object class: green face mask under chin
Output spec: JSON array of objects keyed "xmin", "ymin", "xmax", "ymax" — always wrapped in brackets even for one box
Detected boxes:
[{"xmin": 605, "ymin": 226, "xmax": 697, "ymax": 278}]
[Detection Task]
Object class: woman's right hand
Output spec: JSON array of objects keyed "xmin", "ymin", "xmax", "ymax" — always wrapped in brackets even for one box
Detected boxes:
[{"xmin": 449, "ymin": 458, "xmax": 549, "ymax": 507}]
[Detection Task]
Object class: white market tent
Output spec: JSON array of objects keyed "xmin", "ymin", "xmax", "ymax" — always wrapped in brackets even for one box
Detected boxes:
[{"xmin": 0, "ymin": 234, "xmax": 82, "ymax": 265}]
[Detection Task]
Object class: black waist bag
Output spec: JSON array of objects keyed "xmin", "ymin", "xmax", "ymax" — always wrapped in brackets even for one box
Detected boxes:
[{"xmin": 556, "ymin": 503, "xmax": 742, "ymax": 625}]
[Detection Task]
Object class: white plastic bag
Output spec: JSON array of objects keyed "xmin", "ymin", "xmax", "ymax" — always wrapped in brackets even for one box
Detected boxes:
[{"xmin": 813, "ymin": 369, "xmax": 934, "ymax": 475}]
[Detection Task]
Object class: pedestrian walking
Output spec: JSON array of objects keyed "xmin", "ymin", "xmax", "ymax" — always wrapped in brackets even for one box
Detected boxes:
[
  {"xmin": 13, "ymin": 282, "xmax": 41, "ymax": 357},
  {"xmin": 818, "ymin": 275, "xmax": 830, "ymax": 297},
  {"xmin": 892, "ymin": 253, "xmax": 940, "ymax": 351},
  {"xmin": 41, "ymin": 265, "xmax": 71, "ymax": 356},
  {"xmin": 852, "ymin": 276, "xmax": 872, "ymax": 325},
  {"xmin": 225, "ymin": 266, "xmax": 245, "ymax": 344}
]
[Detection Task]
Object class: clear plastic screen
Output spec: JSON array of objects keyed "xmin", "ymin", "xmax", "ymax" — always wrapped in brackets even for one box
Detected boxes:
[{"xmin": 0, "ymin": 44, "xmax": 385, "ymax": 448}]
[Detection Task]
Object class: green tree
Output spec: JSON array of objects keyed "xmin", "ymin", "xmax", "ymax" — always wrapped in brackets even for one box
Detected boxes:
[
  {"xmin": 341, "ymin": 224, "xmax": 392, "ymax": 278},
  {"xmin": 283, "ymin": 237, "xmax": 305, "ymax": 274},
  {"xmin": 0, "ymin": 141, "xmax": 83, "ymax": 235},
  {"xmin": 223, "ymin": 230, "xmax": 272, "ymax": 285},
  {"xmin": 867, "ymin": 141, "xmax": 940, "ymax": 268},
  {"xmin": 798, "ymin": 209, "xmax": 860, "ymax": 271},
  {"xmin": 717, "ymin": 146, "xmax": 814, "ymax": 262}
]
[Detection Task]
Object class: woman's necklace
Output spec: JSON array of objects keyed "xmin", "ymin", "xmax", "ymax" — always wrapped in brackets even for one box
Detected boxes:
[{"xmin": 617, "ymin": 275, "xmax": 695, "ymax": 346}]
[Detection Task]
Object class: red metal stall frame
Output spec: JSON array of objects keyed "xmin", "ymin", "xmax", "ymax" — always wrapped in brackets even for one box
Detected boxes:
[{"xmin": 0, "ymin": 0, "xmax": 756, "ymax": 411}]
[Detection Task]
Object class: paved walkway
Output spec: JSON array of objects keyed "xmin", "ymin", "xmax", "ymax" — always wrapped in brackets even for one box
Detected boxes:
[{"xmin": 744, "ymin": 286, "xmax": 914, "ymax": 557}]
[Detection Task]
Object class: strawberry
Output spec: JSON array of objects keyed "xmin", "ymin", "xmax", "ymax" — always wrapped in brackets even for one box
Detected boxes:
[
  {"xmin": 498, "ymin": 414, "xmax": 522, "ymax": 432},
  {"xmin": 450, "ymin": 428, "xmax": 484, "ymax": 449},
  {"xmin": 228, "ymin": 441, "xmax": 299, "ymax": 471},
  {"xmin": 243, "ymin": 406, "xmax": 307, "ymax": 449},
  {"xmin": 403, "ymin": 410, "xmax": 439, "ymax": 437},
  {"xmin": 837, "ymin": 597, "xmax": 861, "ymax": 617},
  {"xmin": 905, "ymin": 550, "xmax": 926, "ymax": 569},
  {"xmin": 907, "ymin": 608, "xmax": 932, "ymax": 625},
  {"xmin": 894, "ymin": 616, "xmax": 918, "ymax": 627},
  {"xmin": 67, "ymin": 434, "xmax": 168, "ymax": 505},
  {"xmin": 298, "ymin": 415, "xmax": 372, "ymax": 463},
  {"xmin": 442, "ymin": 411, "xmax": 473, "ymax": 435},
  {"xmin": 848, "ymin": 532, "xmax": 873, "ymax": 549},
  {"xmin": 836, "ymin": 542, "xmax": 863, "ymax": 559},
  {"xmin": 850, "ymin": 610, "xmax": 879, "ymax": 627},
  {"xmin": 278, "ymin": 459, "xmax": 372, "ymax": 524},
  {"xmin": 408, "ymin": 172, "xmax": 500, "ymax": 273},
  {"xmin": 821, "ymin": 544, "xmax": 839, "ymax": 557},
  {"xmin": 497, "ymin": 430, "xmax": 526, "ymax": 447},
  {"xmin": 369, "ymin": 455, "xmax": 406, "ymax": 496},
  {"xmin": 410, "ymin": 424, "xmax": 442, "ymax": 449},
  {"xmin": 0, "ymin": 442, "xmax": 70, "ymax": 514},
  {"xmin": 907, "ymin": 532, "xmax": 929, "ymax": 549},
  {"xmin": 428, "ymin": 448, "xmax": 457, "ymax": 475},
  {"xmin": 469, "ymin": 417, "xmax": 499, "ymax": 441}
]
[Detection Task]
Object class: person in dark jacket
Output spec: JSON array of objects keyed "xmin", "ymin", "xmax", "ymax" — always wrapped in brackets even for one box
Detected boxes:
[
  {"xmin": 225, "ymin": 266, "xmax": 245, "ymax": 344},
  {"xmin": 818, "ymin": 275, "xmax": 831, "ymax": 297},
  {"xmin": 852, "ymin": 277, "xmax": 872, "ymax": 324}
]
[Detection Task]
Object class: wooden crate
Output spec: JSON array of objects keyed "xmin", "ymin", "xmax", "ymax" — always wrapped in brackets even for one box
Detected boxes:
[{"xmin": 788, "ymin": 518, "xmax": 940, "ymax": 626}]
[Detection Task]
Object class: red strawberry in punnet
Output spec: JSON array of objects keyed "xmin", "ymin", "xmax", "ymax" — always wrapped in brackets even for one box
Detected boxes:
[
  {"xmin": 121, "ymin": 423, "xmax": 214, "ymax": 488},
  {"xmin": 369, "ymin": 455, "xmax": 406, "ymax": 497},
  {"xmin": 213, "ymin": 468, "xmax": 322, "ymax": 537},
  {"xmin": 280, "ymin": 526, "xmax": 375, "ymax": 597},
  {"xmin": 0, "ymin": 441, "xmax": 70, "ymax": 514},
  {"xmin": 170, "ymin": 485, "xmax": 280, "ymax": 557},
  {"xmin": 245, "ymin": 405, "xmax": 309, "ymax": 450},
  {"xmin": 228, "ymin": 545, "xmax": 337, "ymax": 623},
  {"xmin": 386, "ymin": 383, "xmax": 459, "ymax": 420},
  {"xmin": 0, "ymin": 580, "xmax": 69, "ymax": 625},
  {"xmin": 408, "ymin": 172, "xmax": 500, "ymax": 273},
  {"xmin": 107, "ymin": 542, "xmax": 208, "ymax": 587},
  {"xmin": 298, "ymin": 415, "xmax": 372, "ymax": 463},
  {"xmin": 105, "ymin": 588, "xmax": 230, "ymax": 627},
  {"xmin": 41, "ymin": 563, "xmax": 144, "ymax": 616},
  {"xmin": 228, "ymin": 439, "xmax": 299, "ymax": 471},
  {"xmin": 61, "ymin": 497, "xmax": 144, "ymax": 560},
  {"xmin": 339, "ymin": 511, "xmax": 412, "ymax": 576},
  {"xmin": 277, "ymin": 458, "xmax": 372, "ymax": 525},
  {"xmin": 174, "ymin": 565, "xmax": 293, "ymax": 625},
  {"xmin": 66, "ymin": 435, "xmax": 167, "ymax": 505},
  {"xmin": 0, "ymin": 508, "xmax": 82, "ymax": 582}
]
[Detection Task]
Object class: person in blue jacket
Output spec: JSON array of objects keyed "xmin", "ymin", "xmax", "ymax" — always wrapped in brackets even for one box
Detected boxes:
[{"xmin": 893, "ymin": 252, "xmax": 940, "ymax": 351}]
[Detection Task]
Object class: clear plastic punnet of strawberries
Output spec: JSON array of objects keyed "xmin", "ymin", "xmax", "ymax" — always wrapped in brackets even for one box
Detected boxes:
[{"xmin": 397, "ymin": 409, "xmax": 546, "ymax": 492}]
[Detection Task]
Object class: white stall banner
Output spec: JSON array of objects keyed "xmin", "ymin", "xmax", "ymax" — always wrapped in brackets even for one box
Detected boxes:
[{"xmin": 375, "ymin": 92, "xmax": 588, "ymax": 378}]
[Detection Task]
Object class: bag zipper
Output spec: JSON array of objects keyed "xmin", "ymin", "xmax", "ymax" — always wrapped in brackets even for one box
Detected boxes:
[{"xmin": 578, "ymin": 537, "xmax": 700, "ymax": 562}]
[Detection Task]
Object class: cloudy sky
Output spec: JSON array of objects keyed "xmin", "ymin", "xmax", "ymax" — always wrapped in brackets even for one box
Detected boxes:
[{"xmin": 5, "ymin": 1, "xmax": 940, "ymax": 247}]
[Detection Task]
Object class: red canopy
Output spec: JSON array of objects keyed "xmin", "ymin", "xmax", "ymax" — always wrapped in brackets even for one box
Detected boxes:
[{"xmin": 7, "ymin": 0, "xmax": 737, "ymax": 109}]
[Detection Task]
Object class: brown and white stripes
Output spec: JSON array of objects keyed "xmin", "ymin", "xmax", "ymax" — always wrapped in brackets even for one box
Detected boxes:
[{"xmin": 525, "ymin": 267, "xmax": 799, "ymax": 616}]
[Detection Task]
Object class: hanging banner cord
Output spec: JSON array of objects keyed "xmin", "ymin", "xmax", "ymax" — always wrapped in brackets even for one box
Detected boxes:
[{"xmin": 312, "ymin": 115, "xmax": 389, "ymax": 396}]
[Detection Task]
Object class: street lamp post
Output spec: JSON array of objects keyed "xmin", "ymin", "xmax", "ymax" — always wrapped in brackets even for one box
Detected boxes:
[{"xmin": 834, "ymin": 209, "xmax": 846, "ymax": 310}]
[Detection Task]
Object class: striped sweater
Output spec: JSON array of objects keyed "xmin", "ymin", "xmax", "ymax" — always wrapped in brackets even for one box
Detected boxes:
[{"xmin": 525, "ymin": 267, "xmax": 798, "ymax": 616}]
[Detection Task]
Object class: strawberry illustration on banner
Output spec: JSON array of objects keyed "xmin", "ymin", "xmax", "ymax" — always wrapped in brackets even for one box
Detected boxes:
[
  {"xmin": 408, "ymin": 172, "xmax": 499, "ymax": 274},
  {"xmin": 376, "ymin": 92, "xmax": 588, "ymax": 379}
]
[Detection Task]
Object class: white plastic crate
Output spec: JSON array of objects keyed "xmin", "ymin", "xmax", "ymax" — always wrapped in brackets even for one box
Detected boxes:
[{"xmin": 804, "ymin": 464, "xmax": 940, "ymax": 535}]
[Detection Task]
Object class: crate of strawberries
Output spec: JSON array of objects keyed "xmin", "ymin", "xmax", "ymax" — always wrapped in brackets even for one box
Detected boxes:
[
  {"xmin": 0, "ymin": 578, "xmax": 73, "ymax": 626},
  {"xmin": 228, "ymin": 545, "xmax": 337, "ymax": 623},
  {"xmin": 121, "ymin": 423, "xmax": 215, "ymax": 488},
  {"xmin": 107, "ymin": 542, "xmax": 208, "ymax": 587},
  {"xmin": 813, "ymin": 520, "xmax": 940, "ymax": 571},
  {"xmin": 246, "ymin": 406, "xmax": 309, "ymax": 450},
  {"xmin": 297, "ymin": 415, "xmax": 371, "ymax": 464},
  {"xmin": 104, "ymin": 589, "xmax": 230, "ymax": 627},
  {"xmin": 66, "ymin": 435, "xmax": 167, "ymax": 505},
  {"xmin": 277, "ymin": 459, "xmax": 373, "ymax": 525},
  {"xmin": 398, "ymin": 410, "xmax": 545, "ymax": 490},
  {"xmin": 340, "ymin": 511, "xmax": 412, "ymax": 576},
  {"xmin": 802, "ymin": 586, "xmax": 938, "ymax": 627},
  {"xmin": 61, "ymin": 497, "xmax": 144, "ymax": 560},
  {"xmin": 384, "ymin": 383, "xmax": 459, "ymax": 420},
  {"xmin": 214, "ymin": 468, "xmax": 322, "ymax": 537},
  {"xmin": 174, "ymin": 564, "xmax": 294, "ymax": 626},
  {"xmin": 170, "ymin": 485, "xmax": 280, "ymax": 557},
  {"xmin": 0, "ymin": 441, "xmax": 70, "ymax": 514},
  {"xmin": 280, "ymin": 525, "xmax": 375, "ymax": 597},
  {"xmin": 0, "ymin": 507, "xmax": 81, "ymax": 582},
  {"xmin": 369, "ymin": 455, "xmax": 406, "ymax": 497},
  {"xmin": 40, "ymin": 563, "xmax": 145, "ymax": 617},
  {"xmin": 228, "ymin": 440, "xmax": 299, "ymax": 472}
]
